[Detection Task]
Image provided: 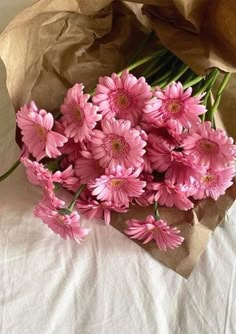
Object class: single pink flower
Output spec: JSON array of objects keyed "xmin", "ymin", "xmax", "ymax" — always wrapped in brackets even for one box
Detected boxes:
[
  {"xmin": 193, "ymin": 165, "xmax": 236, "ymax": 200},
  {"xmin": 61, "ymin": 83, "xmax": 101, "ymax": 143},
  {"xmin": 147, "ymin": 119, "xmax": 182, "ymax": 147},
  {"xmin": 34, "ymin": 201, "xmax": 90, "ymax": 243},
  {"xmin": 41, "ymin": 189, "xmax": 66, "ymax": 209},
  {"xmin": 151, "ymin": 82, "xmax": 206, "ymax": 128},
  {"xmin": 77, "ymin": 194, "xmax": 128, "ymax": 225},
  {"xmin": 17, "ymin": 101, "xmax": 67, "ymax": 161},
  {"xmin": 165, "ymin": 151, "xmax": 203, "ymax": 185},
  {"xmin": 88, "ymin": 165, "xmax": 146, "ymax": 206},
  {"xmin": 92, "ymin": 70, "xmax": 152, "ymax": 126},
  {"xmin": 125, "ymin": 215, "xmax": 184, "ymax": 251},
  {"xmin": 148, "ymin": 140, "xmax": 173, "ymax": 172},
  {"xmin": 151, "ymin": 180, "xmax": 194, "ymax": 210},
  {"xmin": 75, "ymin": 149, "xmax": 104, "ymax": 183},
  {"xmin": 182, "ymin": 121, "xmax": 236, "ymax": 169},
  {"xmin": 91, "ymin": 118, "xmax": 146, "ymax": 169},
  {"xmin": 53, "ymin": 165, "xmax": 81, "ymax": 192},
  {"xmin": 21, "ymin": 157, "xmax": 54, "ymax": 190}
]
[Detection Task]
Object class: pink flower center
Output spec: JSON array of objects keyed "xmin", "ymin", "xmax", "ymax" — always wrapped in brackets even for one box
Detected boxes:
[
  {"xmin": 36, "ymin": 125, "xmax": 47, "ymax": 141},
  {"xmin": 197, "ymin": 139, "xmax": 219, "ymax": 154},
  {"xmin": 166, "ymin": 99, "xmax": 183, "ymax": 114},
  {"xmin": 109, "ymin": 178, "xmax": 126, "ymax": 189},
  {"xmin": 104, "ymin": 134, "xmax": 130, "ymax": 157}
]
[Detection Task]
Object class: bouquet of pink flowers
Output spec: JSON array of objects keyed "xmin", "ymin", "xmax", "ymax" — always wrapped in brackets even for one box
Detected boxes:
[{"xmin": 1, "ymin": 44, "xmax": 236, "ymax": 252}]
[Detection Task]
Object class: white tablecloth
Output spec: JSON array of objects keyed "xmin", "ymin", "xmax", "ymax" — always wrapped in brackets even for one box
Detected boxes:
[{"xmin": 0, "ymin": 2, "xmax": 236, "ymax": 333}]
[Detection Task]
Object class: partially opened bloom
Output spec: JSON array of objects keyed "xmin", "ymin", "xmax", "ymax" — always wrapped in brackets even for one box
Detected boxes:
[
  {"xmin": 93, "ymin": 70, "xmax": 152, "ymax": 126},
  {"xmin": 182, "ymin": 122, "xmax": 236, "ymax": 169},
  {"xmin": 53, "ymin": 165, "xmax": 80, "ymax": 192},
  {"xmin": 125, "ymin": 215, "xmax": 184, "ymax": 251},
  {"xmin": 17, "ymin": 102, "xmax": 67, "ymax": 161},
  {"xmin": 151, "ymin": 180, "xmax": 194, "ymax": 210},
  {"xmin": 147, "ymin": 140, "xmax": 173, "ymax": 172},
  {"xmin": 147, "ymin": 119, "xmax": 182, "ymax": 147},
  {"xmin": 61, "ymin": 83, "xmax": 101, "ymax": 143},
  {"xmin": 152, "ymin": 82, "xmax": 206, "ymax": 128},
  {"xmin": 21, "ymin": 157, "xmax": 54, "ymax": 190},
  {"xmin": 193, "ymin": 165, "xmax": 236, "ymax": 200},
  {"xmin": 91, "ymin": 118, "xmax": 146, "ymax": 169},
  {"xmin": 34, "ymin": 201, "xmax": 90, "ymax": 243},
  {"xmin": 165, "ymin": 151, "xmax": 203, "ymax": 185},
  {"xmin": 88, "ymin": 165, "xmax": 146, "ymax": 206},
  {"xmin": 75, "ymin": 150, "xmax": 104, "ymax": 183}
]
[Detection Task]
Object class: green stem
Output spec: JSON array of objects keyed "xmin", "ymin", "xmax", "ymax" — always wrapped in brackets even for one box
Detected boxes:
[
  {"xmin": 160, "ymin": 64, "xmax": 189, "ymax": 88},
  {"xmin": 0, "ymin": 159, "xmax": 21, "ymax": 182},
  {"xmin": 67, "ymin": 184, "xmax": 86, "ymax": 211},
  {"xmin": 183, "ymin": 75, "xmax": 204, "ymax": 89},
  {"xmin": 117, "ymin": 49, "xmax": 166, "ymax": 76},
  {"xmin": 208, "ymin": 72, "xmax": 231, "ymax": 123},
  {"xmin": 193, "ymin": 69, "xmax": 220, "ymax": 96},
  {"xmin": 154, "ymin": 201, "xmax": 160, "ymax": 220}
]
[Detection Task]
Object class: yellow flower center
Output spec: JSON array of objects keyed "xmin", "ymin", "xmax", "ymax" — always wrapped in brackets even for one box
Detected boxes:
[
  {"xmin": 198, "ymin": 139, "xmax": 219, "ymax": 154},
  {"xmin": 36, "ymin": 125, "xmax": 47, "ymax": 140},
  {"xmin": 110, "ymin": 178, "xmax": 125, "ymax": 189},
  {"xmin": 104, "ymin": 135, "xmax": 130, "ymax": 157},
  {"xmin": 166, "ymin": 99, "xmax": 182, "ymax": 114},
  {"xmin": 115, "ymin": 92, "xmax": 130, "ymax": 109},
  {"xmin": 74, "ymin": 106, "xmax": 83, "ymax": 122},
  {"xmin": 202, "ymin": 174, "xmax": 216, "ymax": 185}
]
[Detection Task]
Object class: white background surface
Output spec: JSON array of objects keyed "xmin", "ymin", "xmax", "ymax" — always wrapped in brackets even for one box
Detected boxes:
[{"xmin": 0, "ymin": 1, "xmax": 236, "ymax": 333}]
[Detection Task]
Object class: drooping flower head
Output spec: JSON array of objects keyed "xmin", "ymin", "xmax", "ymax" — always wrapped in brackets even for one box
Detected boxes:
[
  {"xmin": 34, "ymin": 200, "xmax": 90, "ymax": 243},
  {"xmin": 61, "ymin": 83, "xmax": 101, "ymax": 143},
  {"xmin": 193, "ymin": 165, "xmax": 236, "ymax": 201},
  {"xmin": 151, "ymin": 180, "xmax": 194, "ymax": 210},
  {"xmin": 182, "ymin": 121, "xmax": 236, "ymax": 169},
  {"xmin": 21, "ymin": 157, "xmax": 54, "ymax": 190},
  {"xmin": 88, "ymin": 165, "xmax": 146, "ymax": 207},
  {"xmin": 92, "ymin": 70, "xmax": 152, "ymax": 126},
  {"xmin": 125, "ymin": 215, "xmax": 184, "ymax": 251},
  {"xmin": 17, "ymin": 102, "xmax": 67, "ymax": 161},
  {"xmin": 150, "ymin": 82, "xmax": 206, "ymax": 128},
  {"xmin": 53, "ymin": 165, "xmax": 81, "ymax": 192},
  {"xmin": 91, "ymin": 118, "xmax": 146, "ymax": 169}
]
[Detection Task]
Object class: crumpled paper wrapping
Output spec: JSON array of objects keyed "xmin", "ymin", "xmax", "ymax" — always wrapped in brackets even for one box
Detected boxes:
[{"xmin": 0, "ymin": 0, "xmax": 235, "ymax": 277}]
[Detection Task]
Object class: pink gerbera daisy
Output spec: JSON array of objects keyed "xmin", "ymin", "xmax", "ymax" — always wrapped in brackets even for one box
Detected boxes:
[
  {"xmin": 151, "ymin": 82, "xmax": 206, "ymax": 128},
  {"xmin": 147, "ymin": 119, "xmax": 183, "ymax": 147},
  {"xmin": 92, "ymin": 70, "xmax": 152, "ymax": 126},
  {"xmin": 151, "ymin": 180, "xmax": 194, "ymax": 210},
  {"xmin": 34, "ymin": 201, "xmax": 90, "ymax": 243},
  {"xmin": 61, "ymin": 83, "xmax": 101, "ymax": 143},
  {"xmin": 165, "ymin": 151, "xmax": 203, "ymax": 185},
  {"xmin": 91, "ymin": 118, "xmax": 146, "ymax": 169},
  {"xmin": 17, "ymin": 102, "xmax": 67, "ymax": 161},
  {"xmin": 147, "ymin": 140, "xmax": 173, "ymax": 172},
  {"xmin": 182, "ymin": 122, "xmax": 236, "ymax": 169},
  {"xmin": 88, "ymin": 165, "xmax": 146, "ymax": 206},
  {"xmin": 124, "ymin": 215, "xmax": 184, "ymax": 251},
  {"xmin": 21, "ymin": 157, "xmax": 54, "ymax": 190},
  {"xmin": 75, "ymin": 148, "xmax": 104, "ymax": 183},
  {"xmin": 193, "ymin": 165, "xmax": 236, "ymax": 200}
]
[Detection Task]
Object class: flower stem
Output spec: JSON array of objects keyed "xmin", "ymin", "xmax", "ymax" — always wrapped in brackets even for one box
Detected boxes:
[
  {"xmin": 183, "ymin": 75, "xmax": 204, "ymax": 89},
  {"xmin": 0, "ymin": 159, "xmax": 21, "ymax": 182},
  {"xmin": 160, "ymin": 64, "xmax": 189, "ymax": 88},
  {"xmin": 207, "ymin": 72, "xmax": 231, "ymax": 123},
  {"xmin": 67, "ymin": 184, "xmax": 87, "ymax": 211},
  {"xmin": 193, "ymin": 68, "xmax": 220, "ymax": 96},
  {"xmin": 154, "ymin": 201, "xmax": 160, "ymax": 220},
  {"xmin": 117, "ymin": 49, "xmax": 166, "ymax": 76}
]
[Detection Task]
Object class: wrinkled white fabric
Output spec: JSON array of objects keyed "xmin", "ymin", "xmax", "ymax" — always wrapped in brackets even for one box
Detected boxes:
[{"xmin": 0, "ymin": 2, "xmax": 236, "ymax": 333}]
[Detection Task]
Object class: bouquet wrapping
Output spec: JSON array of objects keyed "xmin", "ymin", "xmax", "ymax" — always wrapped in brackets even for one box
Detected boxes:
[{"xmin": 0, "ymin": 0, "xmax": 236, "ymax": 278}]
